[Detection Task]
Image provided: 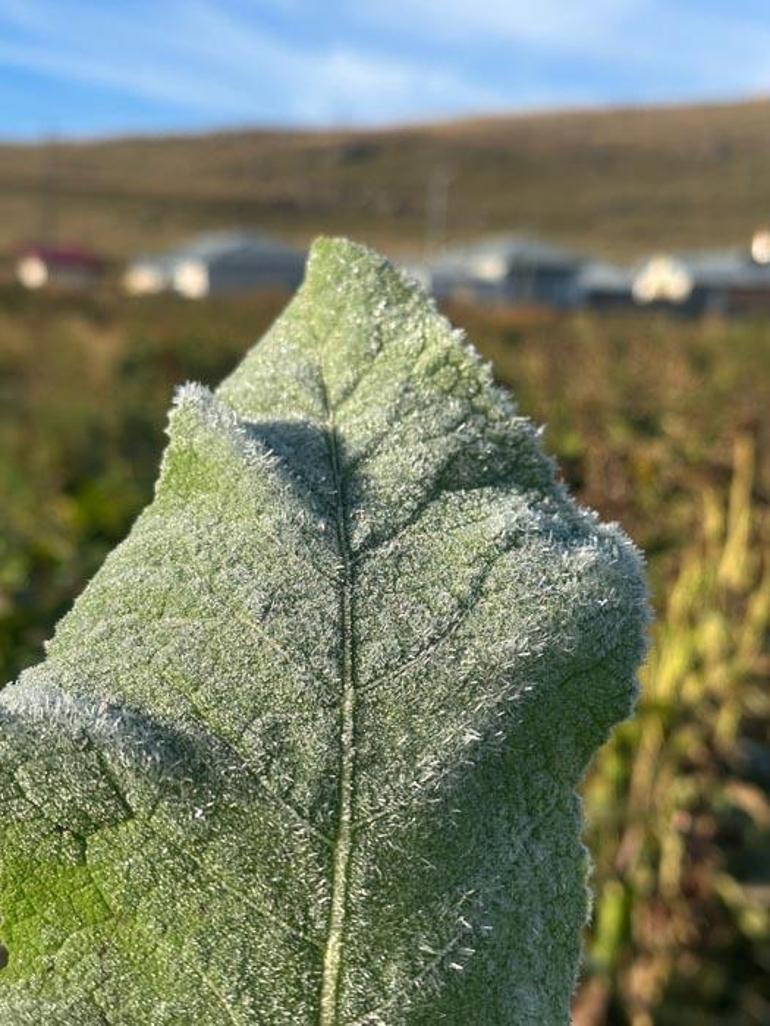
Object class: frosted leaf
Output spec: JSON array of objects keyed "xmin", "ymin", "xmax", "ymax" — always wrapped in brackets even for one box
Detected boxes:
[{"xmin": 0, "ymin": 237, "xmax": 647, "ymax": 1025}]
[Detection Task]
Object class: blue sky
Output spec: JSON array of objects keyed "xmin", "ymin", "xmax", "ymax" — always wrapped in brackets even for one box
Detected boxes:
[{"xmin": 0, "ymin": 0, "xmax": 769, "ymax": 138}]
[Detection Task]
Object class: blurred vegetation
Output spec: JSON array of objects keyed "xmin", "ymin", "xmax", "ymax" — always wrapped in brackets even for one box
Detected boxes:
[{"xmin": 0, "ymin": 286, "xmax": 768, "ymax": 1022}]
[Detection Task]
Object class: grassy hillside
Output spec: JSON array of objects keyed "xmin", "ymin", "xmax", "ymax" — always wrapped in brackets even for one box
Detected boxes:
[{"xmin": 3, "ymin": 98, "xmax": 770, "ymax": 261}]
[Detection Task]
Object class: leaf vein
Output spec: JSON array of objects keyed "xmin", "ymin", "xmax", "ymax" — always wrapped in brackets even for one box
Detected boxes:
[{"xmin": 318, "ymin": 369, "xmax": 359, "ymax": 1026}]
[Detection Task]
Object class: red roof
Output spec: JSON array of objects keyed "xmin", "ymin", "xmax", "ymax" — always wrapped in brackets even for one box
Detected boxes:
[{"xmin": 18, "ymin": 244, "xmax": 104, "ymax": 269}]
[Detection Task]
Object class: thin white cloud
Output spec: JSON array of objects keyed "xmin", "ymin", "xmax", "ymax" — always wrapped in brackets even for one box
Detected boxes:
[
  {"xmin": 1, "ymin": 0, "xmax": 769, "ymax": 133},
  {"xmin": 355, "ymin": 0, "xmax": 770, "ymax": 98},
  {"xmin": 315, "ymin": 1, "xmax": 770, "ymax": 114},
  {"xmin": 359, "ymin": 0, "xmax": 643, "ymax": 52},
  {"xmin": 0, "ymin": 39, "xmax": 254, "ymax": 113},
  {"xmin": 0, "ymin": 0, "xmax": 510, "ymax": 126}
]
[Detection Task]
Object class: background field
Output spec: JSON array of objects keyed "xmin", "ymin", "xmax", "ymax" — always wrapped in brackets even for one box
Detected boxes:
[
  {"xmin": 2, "ymin": 287, "xmax": 768, "ymax": 1024},
  {"xmin": 1, "ymin": 100, "xmax": 770, "ymax": 1024}
]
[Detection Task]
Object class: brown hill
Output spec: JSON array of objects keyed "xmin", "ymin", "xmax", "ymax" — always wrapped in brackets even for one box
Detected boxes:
[{"xmin": 2, "ymin": 98, "xmax": 770, "ymax": 261}]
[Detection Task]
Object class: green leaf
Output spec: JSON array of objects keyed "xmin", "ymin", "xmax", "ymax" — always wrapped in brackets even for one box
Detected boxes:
[{"xmin": 0, "ymin": 238, "xmax": 647, "ymax": 1025}]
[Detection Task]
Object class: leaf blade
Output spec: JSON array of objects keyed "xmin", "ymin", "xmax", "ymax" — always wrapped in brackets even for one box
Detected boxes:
[{"xmin": 0, "ymin": 237, "xmax": 647, "ymax": 1025}]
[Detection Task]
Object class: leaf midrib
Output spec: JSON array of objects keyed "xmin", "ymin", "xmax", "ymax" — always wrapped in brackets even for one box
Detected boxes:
[{"xmin": 318, "ymin": 374, "xmax": 357, "ymax": 1026}]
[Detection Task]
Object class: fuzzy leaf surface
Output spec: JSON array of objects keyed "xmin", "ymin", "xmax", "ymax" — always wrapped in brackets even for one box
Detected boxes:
[{"xmin": 0, "ymin": 238, "xmax": 647, "ymax": 1025}]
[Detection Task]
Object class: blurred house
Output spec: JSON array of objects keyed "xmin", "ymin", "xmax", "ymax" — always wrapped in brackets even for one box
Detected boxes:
[
  {"xmin": 577, "ymin": 260, "xmax": 635, "ymax": 310},
  {"xmin": 122, "ymin": 251, "xmax": 176, "ymax": 296},
  {"xmin": 631, "ymin": 230, "xmax": 770, "ymax": 314},
  {"xmin": 16, "ymin": 244, "xmax": 104, "ymax": 291},
  {"xmin": 123, "ymin": 231, "xmax": 306, "ymax": 299},
  {"xmin": 424, "ymin": 234, "xmax": 585, "ymax": 308}
]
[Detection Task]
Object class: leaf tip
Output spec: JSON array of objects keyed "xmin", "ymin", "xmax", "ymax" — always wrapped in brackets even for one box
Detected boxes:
[{"xmin": 304, "ymin": 234, "xmax": 398, "ymax": 288}]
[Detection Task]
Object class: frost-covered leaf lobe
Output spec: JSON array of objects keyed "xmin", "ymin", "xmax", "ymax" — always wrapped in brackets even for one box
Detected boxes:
[{"xmin": 0, "ymin": 238, "xmax": 647, "ymax": 1025}]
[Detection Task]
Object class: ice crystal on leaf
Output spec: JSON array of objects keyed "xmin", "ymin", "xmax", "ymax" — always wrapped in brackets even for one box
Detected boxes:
[{"xmin": 0, "ymin": 238, "xmax": 647, "ymax": 1025}]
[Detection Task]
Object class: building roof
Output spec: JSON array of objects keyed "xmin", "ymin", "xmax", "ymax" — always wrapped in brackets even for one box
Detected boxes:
[
  {"xmin": 19, "ymin": 244, "xmax": 103, "ymax": 269},
  {"xmin": 129, "ymin": 231, "xmax": 304, "ymax": 271},
  {"xmin": 639, "ymin": 247, "xmax": 770, "ymax": 290},
  {"xmin": 432, "ymin": 234, "xmax": 585, "ymax": 277},
  {"xmin": 577, "ymin": 260, "xmax": 634, "ymax": 294}
]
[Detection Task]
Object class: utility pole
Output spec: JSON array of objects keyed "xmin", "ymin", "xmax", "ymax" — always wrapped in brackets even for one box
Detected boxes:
[
  {"xmin": 425, "ymin": 164, "xmax": 452, "ymax": 257},
  {"xmin": 38, "ymin": 127, "xmax": 59, "ymax": 244}
]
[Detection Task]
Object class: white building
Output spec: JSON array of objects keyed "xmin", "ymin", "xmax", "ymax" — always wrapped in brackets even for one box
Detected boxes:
[
  {"xmin": 16, "ymin": 245, "xmax": 104, "ymax": 291},
  {"xmin": 576, "ymin": 260, "xmax": 635, "ymax": 310},
  {"xmin": 630, "ymin": 230, "xmax": 770, "ymax": 314},
  {"xmin": 124, "ymin": 231, "xmax": 306, "ymax": 299},
  {"xmin": 424, "ymin": 234, "xmax": 586, "ymax": 309}
]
